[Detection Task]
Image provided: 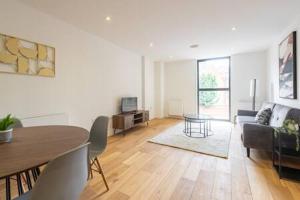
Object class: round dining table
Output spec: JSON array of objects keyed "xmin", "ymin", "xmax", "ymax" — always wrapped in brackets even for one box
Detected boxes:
[{"xmin": 0, "ymin": 125, "xmax": 89, "ymax": 200}]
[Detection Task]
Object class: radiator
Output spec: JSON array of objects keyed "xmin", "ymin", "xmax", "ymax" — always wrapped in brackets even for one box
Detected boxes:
[
  {"xmin": 21, "ymin": 113, "xmax": 69, "ymax": 127},
  {"xmin": 168, "ymin": 99, "xmax": 184, "ymax": 117}
]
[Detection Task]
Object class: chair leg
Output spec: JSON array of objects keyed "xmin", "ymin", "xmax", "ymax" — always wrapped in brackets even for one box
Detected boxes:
[
  {"xmin": 247, "ymin": 148, "xmax": 250, "ymax": 157},
  {"xmin": 89, "ymin": 160, "xmax": 94, "ymax": 179},
  {"xmin": 95, "ymin": 157, "xmax": 109, "ymax": 191}
]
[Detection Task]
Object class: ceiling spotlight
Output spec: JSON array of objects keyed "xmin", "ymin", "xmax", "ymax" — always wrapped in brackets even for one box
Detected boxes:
[
  {"xmin": 190, "ymin": 44, "xmax": 199, "ymax": 48},
  {"xmin": 231, "ymin": 27, "xmax": 237, "ymax": 31},
  {"xmin": 149, "ymin": 43, "xmax": 154, "ymax": 47},
  {"xmin": 105, "ymin": 16, "xmax": 111, "ymax": 21}
]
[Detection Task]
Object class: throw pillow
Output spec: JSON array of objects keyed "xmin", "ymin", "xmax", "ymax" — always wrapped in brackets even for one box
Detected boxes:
[{"xmin": 255, "ymin": 108, "xmax": 272, "ymax": 125}]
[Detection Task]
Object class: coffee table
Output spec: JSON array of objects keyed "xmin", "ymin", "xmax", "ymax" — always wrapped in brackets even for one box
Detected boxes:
[{"xmin": 183, "ymin": 114, "xmax": 213, "ymax": 138}]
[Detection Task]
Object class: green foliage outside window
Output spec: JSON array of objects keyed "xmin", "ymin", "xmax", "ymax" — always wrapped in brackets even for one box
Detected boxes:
[{"xmin": 199, "ymin": 73, "xmax": 219, "ymax": 107}]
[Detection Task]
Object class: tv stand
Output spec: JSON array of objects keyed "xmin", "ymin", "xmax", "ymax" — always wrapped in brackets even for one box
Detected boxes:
[{"xmin": 112, "ymin": 110, "xmax": 149, "ymax": 135}]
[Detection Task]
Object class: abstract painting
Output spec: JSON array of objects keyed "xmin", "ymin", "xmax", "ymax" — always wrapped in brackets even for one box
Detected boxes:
[
  {"xmin": 279, "ymin": 31, "xmax": 297, "ymax": 99},
  {"xmin": 0, "ymin": 33, "xmax": 55, "ymax": 77}
]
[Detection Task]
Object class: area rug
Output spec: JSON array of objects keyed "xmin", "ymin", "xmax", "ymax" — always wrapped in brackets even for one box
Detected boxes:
[{"xmin": 148, "ymin": 121, "xmax": 232, "ymax": 158}]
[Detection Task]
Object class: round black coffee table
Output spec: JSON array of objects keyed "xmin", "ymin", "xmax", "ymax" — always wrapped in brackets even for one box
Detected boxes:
[{"xmin": 183, "ymin": 114, "xmax": 213, "ymax": 138}]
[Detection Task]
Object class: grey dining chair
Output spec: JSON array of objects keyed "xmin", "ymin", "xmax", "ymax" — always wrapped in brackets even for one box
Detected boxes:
[
  {"xmin": 88, "ymin": 116, "xmax": 109, "ymax": 191},
  {"xmin": 14, "ymin": 142, "xmax": 90, "ymax": 200}
]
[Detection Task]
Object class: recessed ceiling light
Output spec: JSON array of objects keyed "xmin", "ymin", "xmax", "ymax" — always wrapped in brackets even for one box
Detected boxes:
[
  {"xmin": 190, "ymin": 44, "xmax": 199, "ymax": 48},
  {"xmin": 149, "ymin": 43, "xmax": 154, "ymax": 47},
  {"xmin": 105, "ymin": 16, "xmax": 111, "ymax": 21},
  {"xmin": 169, "ymin": 56, "xmax": 173, "ymax": 59},
  {"xmin": 231, "ymin": 27, "xmax": 237, "ymax": 31}
]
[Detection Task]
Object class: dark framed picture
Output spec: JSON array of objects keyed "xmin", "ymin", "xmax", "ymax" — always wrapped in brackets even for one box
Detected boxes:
[{"xmin": 279, "ymin": 31, "xmax": 297, "ymax": 99}]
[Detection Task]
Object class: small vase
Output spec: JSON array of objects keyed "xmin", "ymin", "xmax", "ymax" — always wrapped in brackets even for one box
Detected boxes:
[{"xmin": 0, "ymin": 128, "xmax": 13, "ymax": 143}]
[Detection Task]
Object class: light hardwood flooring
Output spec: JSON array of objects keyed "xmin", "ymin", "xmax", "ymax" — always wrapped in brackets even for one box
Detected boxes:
[
  {"xmin": 1, "ymin": 118, "xmax": 300, "ymax": 200},
  {"xmin": 80, "ymin": 118, "xmax": 300, "ymax": 200}
]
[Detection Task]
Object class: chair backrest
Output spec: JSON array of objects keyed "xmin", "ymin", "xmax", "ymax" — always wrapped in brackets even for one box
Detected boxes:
[
  {"xmin": 89, "ymin": 116, "xmax": 109, "ymax": 153},
  {"xmin": 30, "ymin": 143, "xmax": 89, "ymax": 200}
]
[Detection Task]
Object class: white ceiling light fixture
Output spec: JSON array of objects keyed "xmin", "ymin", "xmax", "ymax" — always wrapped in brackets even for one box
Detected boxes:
[
  {"xmin": 149, "ymin": 42, "xmax": 154, "ymax": 47},
  {"xmin": 105, "ymin": 16, "xmax": 111, "ymax": 21},
  {"xmin": 169, "ymin": 56, "xmax": 173, "ymax": 59},
  {"xmin": 231, "ymin": 27, "xmax": 237, "ymax": 31}
]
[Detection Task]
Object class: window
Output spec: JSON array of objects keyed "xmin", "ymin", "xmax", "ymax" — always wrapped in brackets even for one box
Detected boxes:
[{"xmin": 197, "ymin": 57, "xmax": 231, "ymax": 120}]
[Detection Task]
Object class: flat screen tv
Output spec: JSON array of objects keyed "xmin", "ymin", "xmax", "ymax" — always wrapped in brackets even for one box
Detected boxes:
[{"xmin": 121, "ymin": 97, "xmax": 138, "ymax": 113}]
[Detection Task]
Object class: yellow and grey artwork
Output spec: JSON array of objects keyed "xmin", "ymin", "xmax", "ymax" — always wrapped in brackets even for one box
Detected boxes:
[{"xmin": 0, "ymin": 33, "xmax": 55, "ymax": 77}]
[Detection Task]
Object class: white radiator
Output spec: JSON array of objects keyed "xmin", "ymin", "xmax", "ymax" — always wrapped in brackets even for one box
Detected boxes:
[
  {"xmin": 168, "ymin": 99, "xmax": 183, "ymax": 117},
  {"xmin": 21, "ymin": 113, "xmax": 69, "ymax": 127}
]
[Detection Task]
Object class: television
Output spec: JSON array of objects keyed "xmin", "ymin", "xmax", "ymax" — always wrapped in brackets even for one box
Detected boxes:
[{"xmin": 121, "ymin": 97, "xmax": 138, "ymax": 113}]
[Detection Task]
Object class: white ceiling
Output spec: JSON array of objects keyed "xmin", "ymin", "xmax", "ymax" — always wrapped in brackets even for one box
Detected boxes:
[{"xmin": 20, "ymin": 0, "xmax": 300, "ymax": 61}]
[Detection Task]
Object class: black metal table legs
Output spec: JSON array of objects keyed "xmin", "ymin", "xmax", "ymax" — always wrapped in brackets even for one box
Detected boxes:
[
  {"xmin": 6, "ymin": 177, "xmax": 11, "ymax": 200},
  {"xmin": 3, "ymin": 168, "xmax": 41, "ymax": 200}
]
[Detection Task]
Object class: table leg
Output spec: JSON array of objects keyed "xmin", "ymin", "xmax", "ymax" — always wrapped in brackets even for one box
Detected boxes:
[
  {"xmin": 205, "ymin": 120, "xmax": 209, "ymax": 136},
  {"xmin": 16, "ymin": 173, "xmax": 24, "ymax": 196},
  {"xmin": 200, "ymin": 121, "xmax": 202, "ymax": 136},
  {"xmin": 36, "ymin": 167, "xmax": 41, "ymax": 176},
  {"xmin": 189, "ymin": 121, "xmax": 192, "ymax": 136},
  {"xmin": 204, "ymin": 121, "xmax": 207, "ymax": 137},
  {"xmin": 6, "ymin": 177, "xmax": 11, "ymax": 200},
  {"xmin": 25, "ymin": 171, "xmax": 33, "ymax": 190},
  {"xmin": 32, "ymin": 169, "xmax": 38, "ymax": 182}
]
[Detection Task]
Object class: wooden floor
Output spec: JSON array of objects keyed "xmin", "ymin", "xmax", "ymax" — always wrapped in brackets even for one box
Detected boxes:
[
  {"xmin": 1, "ymin": 118, "xmax": 300, "ymax": 199},
  {"xmin": 80, "ymin": 118, "xmax": 300, "ymax": 200}
]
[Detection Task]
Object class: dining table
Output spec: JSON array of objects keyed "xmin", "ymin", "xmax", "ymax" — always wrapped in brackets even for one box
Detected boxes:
[{"xmin": 0, "ymin": 125, "xmax": 89, "ymax": 200}]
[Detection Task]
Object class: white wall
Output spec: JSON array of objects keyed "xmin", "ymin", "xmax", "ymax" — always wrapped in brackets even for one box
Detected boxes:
[
  {"xmin": 267, "ymin": 16, "xmax": 300, "ymax": 108},
  {"xmin": 164, "ymin": 60, "xmax": 198, "ymax": 117},
  {"xmin": 231, "ymin": 51, "xmax": 267, "ymax": 119},
  {"xmin": 0, "ymin": 0, "xmax": 142, "ymax": 135},
  {"xmin": 163, "ymin": 51, "xmax": 268, "ymax": 121}
]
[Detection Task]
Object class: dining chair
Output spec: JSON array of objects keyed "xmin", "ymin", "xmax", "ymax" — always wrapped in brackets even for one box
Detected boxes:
[
  {"xmin": 14, "ymin": 142, "xmax": 90, "ymax": 200},
  {"xmin": 88, "ymin": 116, "xmax": 109, "ymax": 191}
]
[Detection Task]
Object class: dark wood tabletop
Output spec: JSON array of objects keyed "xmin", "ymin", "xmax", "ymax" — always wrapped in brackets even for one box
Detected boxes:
[{"xmin": 0, "ymin": 126, "xmax": 89, "ymax": 179}]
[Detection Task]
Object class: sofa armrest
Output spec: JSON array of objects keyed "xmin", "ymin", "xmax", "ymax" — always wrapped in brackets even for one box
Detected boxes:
[
  {"xmin": 237, "ymin": 109, "xmax": 258, "ymax": 117},
  {"xmin": 242, "ymin": 123, "xmax": 274, "ymax": 151}
]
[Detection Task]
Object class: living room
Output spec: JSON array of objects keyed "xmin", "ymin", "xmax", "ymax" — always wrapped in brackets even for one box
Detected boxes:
[{"xmin": 0, "ymin": 0, "xmax": 300, "ymax": 200}]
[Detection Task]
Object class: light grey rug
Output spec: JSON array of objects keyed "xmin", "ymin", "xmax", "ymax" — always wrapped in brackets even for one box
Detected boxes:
[{"xmin": 148, "ymin": 121, "xmax": 232, "ymax": 158}]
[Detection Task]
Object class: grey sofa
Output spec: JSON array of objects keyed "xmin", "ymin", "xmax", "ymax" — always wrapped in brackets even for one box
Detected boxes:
[{"xmin": 237, "ymin": 102, "xmax": 300, "ymax": 157}]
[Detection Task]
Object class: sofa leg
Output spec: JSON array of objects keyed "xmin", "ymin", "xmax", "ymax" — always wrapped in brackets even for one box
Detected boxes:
[{"xmin": 246, "ymin": 148, "xmax": 250, "ymax": 157}]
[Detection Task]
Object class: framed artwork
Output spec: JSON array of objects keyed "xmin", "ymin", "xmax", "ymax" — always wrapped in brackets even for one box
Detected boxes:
[
  {"xmin": 0, "ymin": 33, "xmax": 55, "ymax": 77},
  {"xmin": 279, "ymin": 31, "xmax": 297, "ymax": 99}
]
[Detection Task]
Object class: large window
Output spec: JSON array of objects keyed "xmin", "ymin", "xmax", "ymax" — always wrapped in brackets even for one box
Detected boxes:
[{"xmin": 197, "ymin": 57, "xmax": 231, "ymax": 121}]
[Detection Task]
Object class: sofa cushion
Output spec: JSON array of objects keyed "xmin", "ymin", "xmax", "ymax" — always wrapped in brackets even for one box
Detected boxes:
[
  {"xmin": 269, "ymin": 104, "xmax": 291, "ymax": 127},
  {"xmin": 255, "ymin": 108, "xmax": 272, "ymax": 125}
]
